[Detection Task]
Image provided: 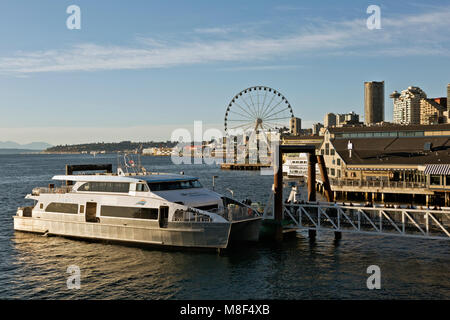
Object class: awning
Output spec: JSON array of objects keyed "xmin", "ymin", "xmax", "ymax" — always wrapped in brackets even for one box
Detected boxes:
[{"xmin": 424, "ymin": 164, "xmax": 450, "ymax": 175}]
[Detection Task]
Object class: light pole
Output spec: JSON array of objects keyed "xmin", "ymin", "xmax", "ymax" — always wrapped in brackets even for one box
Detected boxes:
[
  {"xmin": 212, "ymin": 175, "xmax": 218, "ymax": 191},
  {"xmin": 226, "ymin": 188, "xmax": 234, "ymax": 198}
]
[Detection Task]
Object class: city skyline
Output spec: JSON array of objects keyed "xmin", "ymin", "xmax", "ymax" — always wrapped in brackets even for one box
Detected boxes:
[{"xmin": 1, "ymin": 0, "xmax": 450, "ymax": 144}]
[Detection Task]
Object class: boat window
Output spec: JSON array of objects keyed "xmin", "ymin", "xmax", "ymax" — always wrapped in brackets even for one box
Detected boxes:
[
  {"xmin": 147, "ymin": 179, "xmax": 203, "ymax": 191},
  {"xmin": 101, "ymin": 206, "xmax": 158, "ymax": 220},
  {"xmin": 45, "ymin": 202, "xmax": 78, "ymax": 214},
  {"xmin": 136, "ymin": 183, "xmax": 149, "ymax": 192},
  {"xmin": 78, "ymin": 182, "xmax": 130, "ymax": 193}
]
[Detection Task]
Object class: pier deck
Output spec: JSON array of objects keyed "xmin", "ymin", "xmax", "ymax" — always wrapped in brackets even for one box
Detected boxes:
[{"xmin": 220, "ymin": 163, "xmax": 271, "ymax": 171}]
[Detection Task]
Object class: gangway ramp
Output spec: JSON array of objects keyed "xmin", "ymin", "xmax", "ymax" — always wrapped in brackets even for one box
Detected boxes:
[{"xmin": 280, "ymin": 202, "xmax": 450, "ymax": 240}]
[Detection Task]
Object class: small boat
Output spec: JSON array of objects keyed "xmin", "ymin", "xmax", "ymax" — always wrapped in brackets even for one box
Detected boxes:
[{"xmin": 14, "ymin": 162, "xmax": 262, "ymax": 250}]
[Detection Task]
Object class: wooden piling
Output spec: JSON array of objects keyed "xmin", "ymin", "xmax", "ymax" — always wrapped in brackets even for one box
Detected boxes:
[
  {"xmin": 317, "ymin": 155, "xmax": 333, "ymax": 202},
  {"xmin": 308, "ymin": 153, "xmax": 317, "ymax": 202}
]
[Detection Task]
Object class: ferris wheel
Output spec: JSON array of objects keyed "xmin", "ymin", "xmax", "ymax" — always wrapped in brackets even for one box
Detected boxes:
[{"xmin": 224, "ymin": 86, "xmax": 294, "ymax": 137}]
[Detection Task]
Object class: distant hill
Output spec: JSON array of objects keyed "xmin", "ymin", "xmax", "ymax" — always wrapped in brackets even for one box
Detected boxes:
[
  {"xmin": 0, "ymin": 141, "xmax": 53, "ymax": 150},
  {"xmin": 45, "ymin": 141, "xmax": 177, "ymax": 153},
  {"xmin": 0, "ymin": 148, "xmax": 40, "ymax": 154}
]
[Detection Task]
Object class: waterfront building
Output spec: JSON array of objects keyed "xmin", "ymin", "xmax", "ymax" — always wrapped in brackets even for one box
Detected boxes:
[
  {"xmin": 282, "ymin": 134, "xmax": 323, "ymax": 147},
  {"xmin": 391, "ymin": 86, "xmax": 427, "ymax": 125},
  {"xmin": 364, "ymin": 81, "xmax": 385, "ymax": 124},
  {"xmin": 142, "ymin": 147, "xmax": 173, "ymax": 156},
  {"xmin": 318, "ymin": 123, "xmax": 450, "ymax": 205}
]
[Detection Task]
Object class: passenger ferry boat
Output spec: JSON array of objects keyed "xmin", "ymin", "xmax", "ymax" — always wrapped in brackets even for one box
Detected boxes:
[
  {"xmin": 14, "ymin": 162, "xmax": 262, "ymax": 250},
  {"xmin": 283, "ymin": 154, "xmax": 320, "ymax": 178}
]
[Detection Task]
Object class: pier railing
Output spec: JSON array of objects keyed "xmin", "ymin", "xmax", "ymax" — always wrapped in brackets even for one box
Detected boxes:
[
  {"xmin": 281, "ymin": 202, "xmax": 450, "ymax": 240},
  {"xmin": 329, "ymin": 179, "xmax": 427, "ymax": 189}
]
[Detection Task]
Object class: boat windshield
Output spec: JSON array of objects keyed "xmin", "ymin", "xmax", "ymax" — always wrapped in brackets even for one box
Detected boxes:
[{"xmin": 147, "ymin": 179, "xmax": 203, "ymax": 191}]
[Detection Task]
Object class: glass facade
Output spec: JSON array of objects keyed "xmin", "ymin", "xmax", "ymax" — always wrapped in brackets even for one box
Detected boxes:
[{"xmin": 335, "ymin": 131, "xmax": 424, "ymax": 139}]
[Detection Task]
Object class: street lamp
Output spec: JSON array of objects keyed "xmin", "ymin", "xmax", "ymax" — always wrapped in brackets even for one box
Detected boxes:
[{"xmin": 212, "ymin": 175, "xmax": 218, "ymax": 191}]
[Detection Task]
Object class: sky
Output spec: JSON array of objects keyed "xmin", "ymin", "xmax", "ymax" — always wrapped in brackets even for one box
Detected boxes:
[{"xmin": 0, "ymin": 0, "xmax": 449, "ymax": 145}]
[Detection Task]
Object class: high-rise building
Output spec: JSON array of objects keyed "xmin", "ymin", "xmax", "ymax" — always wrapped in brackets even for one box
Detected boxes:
[
  {"xmin": 336, "ymin": 112, "xmax": 360, "ymax": 126},
  {"xmin": 289, "ymin": 117, "xmax": 302, "ymax": 135},
  {"xmin": 391, "ymin": 86, "xmax": 427, "ymax": 125},
  {"xmin": 364, "ymin": 81, "xmax": 385, "ymax": 124},
  {"xmin": 447, "ymin": 84, "xmax": 450, "ymax": 113},
  {"xmin": 312, "ymin": 123, "xmax": 324, "ymax": 135},
  {"xmin": 324, "ymin": 113, "xmax": 337, "ymax": 128},
  {"xmin": 420, "ymin": 98, "xmax": 446, "ymax": 124}
]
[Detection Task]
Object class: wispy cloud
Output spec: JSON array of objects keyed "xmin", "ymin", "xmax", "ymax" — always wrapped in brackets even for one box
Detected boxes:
[
  {"xmin": 1, "ymin": 7, "xmax": 449, "ymax": 75},
  {"xmin": 193, "ymin": 27, "xmax": 235, "ymax": 35},
  {"xmin": 274, "ymin": 5, "xmax": 308, "ymax": 11},
  {"xmin": 218, "ymin": 64, "xmax": 304, "ymax": 71}
]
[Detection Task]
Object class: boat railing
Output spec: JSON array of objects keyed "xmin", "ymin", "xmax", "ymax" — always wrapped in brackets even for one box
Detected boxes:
[
  {"xmin": 172, "ymin": 208, "xmax": 213, "ymax": 223},
  {"xmin": 32, "ymin": 185, "xmax": 73, "ymax": 196},
  {"xmin": 214, "ymin": 198, "xmax": 259, "ymax": 222}
]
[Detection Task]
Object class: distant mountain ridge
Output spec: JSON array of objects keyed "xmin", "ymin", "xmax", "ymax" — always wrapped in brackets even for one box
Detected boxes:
[{"xmin": 0, "ymin": 141, "xmax": 53, "ymax": 150}]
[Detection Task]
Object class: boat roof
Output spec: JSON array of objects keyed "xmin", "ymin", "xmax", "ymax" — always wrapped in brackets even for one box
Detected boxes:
[{"xmin": 52, "ymin": 173, "xmax": 199, "ymax": 183}]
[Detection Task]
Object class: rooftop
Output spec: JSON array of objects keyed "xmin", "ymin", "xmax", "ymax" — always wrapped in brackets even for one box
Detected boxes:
[
  {"xmin": 331, "ymin": 136, "xmax": 450, "ymax": 166},
  {"xmin": 329, "ymin": 123, "xmax": 450, "ymax": 133}
]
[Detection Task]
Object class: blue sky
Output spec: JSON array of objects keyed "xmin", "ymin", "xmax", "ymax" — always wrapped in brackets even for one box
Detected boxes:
[{"xmin": 0, "ymin": 0, "xmax": 449, "ymax": 144}]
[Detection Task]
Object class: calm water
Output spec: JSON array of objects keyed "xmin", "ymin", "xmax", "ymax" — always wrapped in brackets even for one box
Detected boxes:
[{"xmin": 0, "ymin": 154, "xmax": 449, "ymax": 299}]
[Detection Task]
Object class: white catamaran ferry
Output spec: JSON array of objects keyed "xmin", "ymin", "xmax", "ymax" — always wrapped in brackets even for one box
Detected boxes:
[{"xmin": 14, "ymin": 163, "xmax": 262, "ymax": 250}]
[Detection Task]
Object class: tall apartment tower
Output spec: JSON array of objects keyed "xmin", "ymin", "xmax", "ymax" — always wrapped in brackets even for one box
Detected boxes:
[
  {"xmin": 391, "ymin": 86, "xmax": 427, "ymax": 124},
  {"xmin": 364, "ymin": 81, "xmax": 385, "ymax": 124}
]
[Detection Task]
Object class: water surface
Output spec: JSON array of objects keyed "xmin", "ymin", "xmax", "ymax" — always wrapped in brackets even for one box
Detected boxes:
[{"xmin": 0, "ymin": 154, "xmax": 448, "ymax": 299}]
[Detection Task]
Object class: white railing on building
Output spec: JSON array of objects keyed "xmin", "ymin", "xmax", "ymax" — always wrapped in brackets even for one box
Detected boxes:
[{"xmin": 328, "ymin": 179, "xmax": 428, "ymax": 189}]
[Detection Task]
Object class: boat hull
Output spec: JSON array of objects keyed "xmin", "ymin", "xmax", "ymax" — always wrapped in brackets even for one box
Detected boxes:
[
  {"xmin": 13, "ymin": 214, "xmax": 231, "ymax": 249},
  {"xmin": 228, "ymin": 217, "xmax": 262, "ymax": 243}
]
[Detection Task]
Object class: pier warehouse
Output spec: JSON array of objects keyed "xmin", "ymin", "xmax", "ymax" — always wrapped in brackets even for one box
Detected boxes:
[{"xmin": 315, "ymin": 124, "xmax": 450, "ymax": 206}]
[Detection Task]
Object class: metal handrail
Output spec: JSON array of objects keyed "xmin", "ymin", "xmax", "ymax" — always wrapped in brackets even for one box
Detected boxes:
[
  {"xmin": 329, "ymin": 179, "xmax": 428, "ymax": 189},
  {"xmin": 32, "ymin": 186, "xmax": 73, "ymax": 195},
  {"xmin": 282, "ymin": 202, "xmax": 450, "ymax": 240}
]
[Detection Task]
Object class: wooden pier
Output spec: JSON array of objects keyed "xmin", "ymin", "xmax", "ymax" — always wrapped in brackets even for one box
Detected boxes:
[{"xmin": 220, "ymin": 163, "xmax": 271, "ymax": 171}]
